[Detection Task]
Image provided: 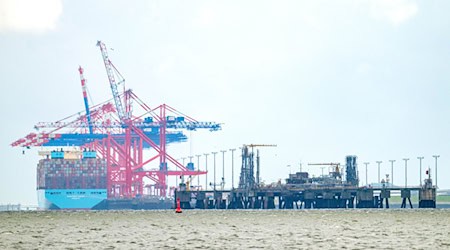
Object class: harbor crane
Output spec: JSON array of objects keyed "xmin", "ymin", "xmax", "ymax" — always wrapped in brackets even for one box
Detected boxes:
[
  {"xmin": 96, "ymin": 40, "xmax": 127, "ymax": 122},
  {"xmin": 11, "ymin": 41, "xmax": 222, "ymax": 198}
]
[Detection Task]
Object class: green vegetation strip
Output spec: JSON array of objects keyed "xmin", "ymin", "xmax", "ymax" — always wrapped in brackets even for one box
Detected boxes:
[{"xmin": 387, "ymin": 195, "xmax": 450, "ymax": 203}]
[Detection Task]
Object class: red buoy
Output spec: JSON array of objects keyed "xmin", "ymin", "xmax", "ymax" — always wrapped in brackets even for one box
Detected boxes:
[{"xmin": 175, "ymin": 198, "xmax": 182, "ymax": 213}]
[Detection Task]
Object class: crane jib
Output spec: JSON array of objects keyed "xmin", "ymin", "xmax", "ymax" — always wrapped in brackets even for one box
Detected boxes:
[{"xmin": 96, "ymin": 40, "xmax": 126, "ymax": 123}]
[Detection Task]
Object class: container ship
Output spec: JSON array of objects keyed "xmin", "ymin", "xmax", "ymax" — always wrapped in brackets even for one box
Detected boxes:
[
  {"xmin": 37, "ymin": 149, "xmax": 174, "ymax": 210},
  {"xmin": 37, "ymin": 149, "xmax": 107, "ymax": 210}
]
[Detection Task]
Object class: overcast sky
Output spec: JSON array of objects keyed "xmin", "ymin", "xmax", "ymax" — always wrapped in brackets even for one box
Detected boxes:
[{"xmin": 1, "ymin": 0, "xmax": 449, "ymax": 205}]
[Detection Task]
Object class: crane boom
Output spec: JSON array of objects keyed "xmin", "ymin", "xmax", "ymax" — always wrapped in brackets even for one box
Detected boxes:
[
  {"xmin": 78, "ymin": 66, "xmax": 93, "ymax": 134},
  {"xmin": 96, "ymin": 40, "xmax": 126, "ymax": 122}
]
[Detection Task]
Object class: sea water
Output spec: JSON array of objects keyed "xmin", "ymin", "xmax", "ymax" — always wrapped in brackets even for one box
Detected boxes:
[{"xmin": 1, "ymin": 209, "xmax": 449, "ymax": 249}]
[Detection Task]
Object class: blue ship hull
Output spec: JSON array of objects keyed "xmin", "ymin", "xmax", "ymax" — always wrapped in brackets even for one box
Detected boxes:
[{"xmin": 37, "ymin": 189, "xmax": 107, "ymax": 210}]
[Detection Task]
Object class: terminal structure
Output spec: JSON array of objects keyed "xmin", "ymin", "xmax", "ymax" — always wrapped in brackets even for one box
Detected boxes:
[{"xmin": 176, "ymin": 155, "xmax": 437, "ymax": 209}]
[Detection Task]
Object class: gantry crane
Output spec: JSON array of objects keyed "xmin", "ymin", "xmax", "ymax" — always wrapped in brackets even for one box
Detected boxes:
[{"xmin": 11, "ymin": 41, "xmax": 222, "ymax": 198}]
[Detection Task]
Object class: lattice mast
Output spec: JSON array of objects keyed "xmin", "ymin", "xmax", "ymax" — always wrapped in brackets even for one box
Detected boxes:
[{"xmin": 96, "ymin": 40, "xmax": 127, "ymax": 122}]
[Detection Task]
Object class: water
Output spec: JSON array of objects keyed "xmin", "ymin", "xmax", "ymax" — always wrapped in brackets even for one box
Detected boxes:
[{"xmin": 1, "ymin": 209, "xmax": 449, "ymax": 249}]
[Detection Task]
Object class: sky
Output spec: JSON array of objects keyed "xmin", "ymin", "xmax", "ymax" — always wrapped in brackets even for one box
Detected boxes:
[{"xmin": 0, "ymin": 0, "xmax": 449, "ymax": 205}]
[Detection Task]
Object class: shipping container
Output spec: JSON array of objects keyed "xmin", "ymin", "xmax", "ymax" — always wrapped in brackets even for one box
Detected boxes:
[{"xmin": 37, "ymin": 158, "xmax": 107, "ymax": 189}]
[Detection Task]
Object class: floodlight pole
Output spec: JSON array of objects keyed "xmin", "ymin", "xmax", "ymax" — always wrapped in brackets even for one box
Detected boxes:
[
  {"xmin": 376, "ymin": 161, "xmax": 382, "ymax": 184},
  {"xmin": 417, "ymin": 157, "xmax": 424, "ymax": 187},
  {"xmin": 364, "ymin": 162, "xmax": 369, "ymax": 186},
  {"xmin": 403, "ymin": 158, "xmax": 409, "ymax": 188},
  {"xmin": 389, "ymin": 160, "xmax": 395, "ymax": 186},
  {"xmin": 229, "ymin": 148, "xmax": 236, "ymax": 189},
  {"xmin": 432, "ymin": 155, "xmax": 440, "ymax": 188}
]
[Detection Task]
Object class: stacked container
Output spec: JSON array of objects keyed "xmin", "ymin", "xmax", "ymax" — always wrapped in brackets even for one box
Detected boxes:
[{"xmin": 37, "ymin": 158, "xmax": 107, "ymax": 190}]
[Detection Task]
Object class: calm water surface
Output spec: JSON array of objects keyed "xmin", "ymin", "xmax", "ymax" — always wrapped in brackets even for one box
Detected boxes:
[{"xmin": 1, "ymin": 209, "xmax": 449, "ymax": 249}]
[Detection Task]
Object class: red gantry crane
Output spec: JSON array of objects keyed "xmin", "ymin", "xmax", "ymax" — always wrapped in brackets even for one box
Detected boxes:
[{"xmin": 12, "ymin": 41, "xmax": 221, "ymax": 198}]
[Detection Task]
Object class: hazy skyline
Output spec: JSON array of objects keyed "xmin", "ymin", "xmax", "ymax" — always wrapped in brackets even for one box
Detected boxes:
[{"xmin": 1, "ymin": 0, "xmax": 449, "ymax": 205}]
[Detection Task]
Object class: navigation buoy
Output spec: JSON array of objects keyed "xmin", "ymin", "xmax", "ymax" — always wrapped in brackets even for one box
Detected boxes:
[{"xmin": 175, "ymin": 198, "xmax": 182, "ymax": 213}]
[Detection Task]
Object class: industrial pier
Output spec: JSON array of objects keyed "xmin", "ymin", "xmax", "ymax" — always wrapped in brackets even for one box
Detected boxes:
[
  {"xmin": 175, "ymin": 152, "xmax": 437, "ymax": 210},
  {"xmin": 175, "ymin": 185, "xmax": 437, "ymax": 210}
]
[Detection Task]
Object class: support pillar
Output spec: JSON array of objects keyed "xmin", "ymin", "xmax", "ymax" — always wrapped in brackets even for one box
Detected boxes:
[
  {"xmin": 400, "ymin": 189, "xmax": 413, "ymax": 209},
  {"xmin": 380, "ymin": 189, "xmax": 390, "ymax": 209},
  {"xmin": 356, "ymin": 189, "xmax": 374, "ymax": 208}
]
